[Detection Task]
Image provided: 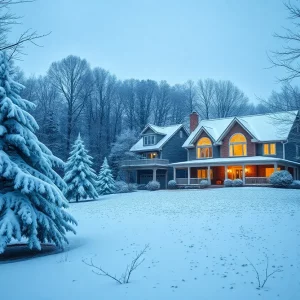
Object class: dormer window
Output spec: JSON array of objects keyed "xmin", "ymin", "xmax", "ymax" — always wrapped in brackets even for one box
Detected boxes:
[
  {"xmin": 197, "ymin": 137, "xmax": 213, "ymax": 158},
  {"xmin": 229, "ymin": 133, "xmax": 247, "ymax": 156},
  {"xmin": 144, "ymin": 135, "xmax": 155, "ymax": 146}
]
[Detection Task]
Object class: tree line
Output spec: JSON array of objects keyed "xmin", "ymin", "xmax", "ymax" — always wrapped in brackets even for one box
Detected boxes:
[{"xmin": 14, "ymin": 54, "xmax": 282, "ymax": 170}]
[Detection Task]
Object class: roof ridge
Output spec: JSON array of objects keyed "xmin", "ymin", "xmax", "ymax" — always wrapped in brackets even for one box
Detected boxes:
[{"xmin": 201, "ymin": 110, "xmax": 298, "ymax": 122}]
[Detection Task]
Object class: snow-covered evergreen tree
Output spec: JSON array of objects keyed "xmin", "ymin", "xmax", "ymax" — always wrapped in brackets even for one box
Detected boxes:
[
  {"xmin": 64, "ymin": 134, "xmax": 98, "ymax": 201},
  {"xmin": 0, "ymin": 51, "xmax": 77, "ymax": 253},
  {"xmin": 97, "ymin": 157, "xmax": 115, "ymax": 195}
]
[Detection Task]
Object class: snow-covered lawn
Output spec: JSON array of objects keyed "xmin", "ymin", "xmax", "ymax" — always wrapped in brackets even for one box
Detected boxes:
[{"xmin": 1, "ymin": 187, "xmax": 300, "ymax": 300}]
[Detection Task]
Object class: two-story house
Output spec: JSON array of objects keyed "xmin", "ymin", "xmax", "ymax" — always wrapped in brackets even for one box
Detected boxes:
[
  {"xmin": 121, "ymin": 124, "xmax": 189, "ymax": 188},
  {"xmin": 172, "ymin": 111, "xmax": 300, "ymax": 186},
  {"xmin": 123, "ymin": 110, "xmax": 300, "ymax": 188}
]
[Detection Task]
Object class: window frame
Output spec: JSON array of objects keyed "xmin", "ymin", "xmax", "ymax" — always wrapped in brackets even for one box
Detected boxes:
[
  {"xmin": 229, "ymin": 133, "xmax": 247, "ymax": 157},
  {"xmin": 263, "ymin": 143, "xmax": 276, "ymax": 156},
  {"xmin": 196, "ymin": 137, "xmax": 213, "ymax": 159}
]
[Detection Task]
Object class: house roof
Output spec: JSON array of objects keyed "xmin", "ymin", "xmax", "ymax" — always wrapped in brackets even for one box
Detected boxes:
[
  {"xmin": 130, "ymin": 124, "xmax": 186, "ymax": 152},
  {"xmin": 170, "ymin": 156, "xmax": 300, "ymax": 167},
  {"xmin": 183, "ymin": 110, "xmax": 299, "ymax": 148}
]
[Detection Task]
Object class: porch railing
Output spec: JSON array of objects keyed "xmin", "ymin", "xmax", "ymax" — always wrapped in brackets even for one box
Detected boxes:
[
  {"xmin": 245, "ymin": 177, "xmax": 270, "ymax": 185},
  {"xmin": 176, "ymin": 178, "xmax": 208, "ymax": 185},
  {"xmin": 121, "ymin": 159, "xmax": 169, "ymax": 167}
]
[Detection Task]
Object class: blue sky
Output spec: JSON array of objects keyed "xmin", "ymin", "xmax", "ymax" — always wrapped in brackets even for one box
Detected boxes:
[{"xmin": 12, "ymin": 0, "xmax": 290, "ymax": 103}]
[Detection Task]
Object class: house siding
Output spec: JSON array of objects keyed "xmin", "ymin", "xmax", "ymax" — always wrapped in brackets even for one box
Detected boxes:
[
  {"xmin": 161, "ymin": 128, "xmax": 188, "ymax": 180},
  {"xmin": 256, "ymin": 142, "xmax": 283, "ymax": 159},
  {"xmin": 220, "ymin": 122, "xmax": 256, "ymax": 157}
]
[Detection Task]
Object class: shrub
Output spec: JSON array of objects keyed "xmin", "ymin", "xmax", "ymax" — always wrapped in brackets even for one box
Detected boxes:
[
  {"xmin": 137, "ymin": 184, "xmax": 147, "ymax": 190},
  {"xmin": 115, "ymin": 181, "xmax": 129, "ymax": 193},
  {"xmin": 199, "ymin": 179, "xmax": 209, "ymax": 189},
  {"xmin": 232, "ymin": 179, "xmax": 243, "ymax": 187},
  {"xmin": 146, "ymin": 180, "xmax": 160, "ymax": 191},
  {"xmin": 290, "ymin": 180, "xmax": 300, "ymax": 189},
  {"xmin": 224, "ymin": 179, "xmax": 233, "ymax": 187},
  {"xmin": 168, "ymin": 180, "xmax": 177, "ymax": 189},
  {"xmin": 269, "ymin": 170, "xmax": 293, "ymax": 188},
  {"xmin": 128, "ymin": 183, "xmax": 138, "ymax": 192}
]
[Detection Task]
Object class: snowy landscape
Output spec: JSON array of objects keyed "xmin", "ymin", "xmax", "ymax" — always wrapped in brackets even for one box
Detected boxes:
[
  {"xmin": 1, "ymin": 188, "xmax": 300, "ymax": 300},
  {"xmin": 1, "ymin": 1, "xmax": 300, "ymax": 300}
]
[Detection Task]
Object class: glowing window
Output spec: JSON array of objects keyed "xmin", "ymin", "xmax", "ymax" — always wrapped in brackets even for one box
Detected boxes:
[
  {"xmin": 197, "ymin": 137, "xmax": 213, "ymax": 158},
  {"xmin": 263, "ymin": 143, "xmax": 276, "ymax": 155},
  {"xmin": 229, "ymin": 133, "xmax": 247, "ymax": 157},
  {"xmin": 197, "ymin": 169, "xmax": 213, "ymax": 179}
]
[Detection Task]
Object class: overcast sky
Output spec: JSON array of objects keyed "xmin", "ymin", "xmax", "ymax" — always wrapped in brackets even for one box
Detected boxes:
[{"xmin": 12, "ymin": 0, "xmax": 290, "ymax": 103}]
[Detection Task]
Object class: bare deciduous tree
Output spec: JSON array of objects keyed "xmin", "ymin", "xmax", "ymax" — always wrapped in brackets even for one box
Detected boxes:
[
  {"xmin": 0, "ymin": 0, "xmax": 49, "ymax": 59},
  {"xmin": 48, "ymin": 55, "xmax": 92, "ymax": 152},
  {"xmin": 269, "ymin": 1, "xmax": 300, "ymax": 82},
  {"xmin": 213, "ymin": 80, "xmax": 249, "ymax": 118},
  {"xmin": 185, "ymin": 79, "xmax": 196, "ymax": 113},
  {"xmin": 196, "ymin": 79, "xmax": 215, "ymax": 119}
]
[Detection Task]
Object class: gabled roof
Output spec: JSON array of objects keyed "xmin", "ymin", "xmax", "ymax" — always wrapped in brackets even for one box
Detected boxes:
[
  {"xmin": 183, "ymin": 110, "xmax": 298, "ymax": 148},
  {"xmin": 130, "ymin": 124, "xmax": 187, "ymax": 152}
]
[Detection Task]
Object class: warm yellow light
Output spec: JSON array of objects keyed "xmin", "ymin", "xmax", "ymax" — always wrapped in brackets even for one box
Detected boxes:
[{"xmin": 245, "ymin": 168, "xmax": 248, "ymax": 173}]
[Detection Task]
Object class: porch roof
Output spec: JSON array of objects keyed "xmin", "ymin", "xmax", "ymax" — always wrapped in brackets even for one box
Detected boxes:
[{"xmin": 170, "ymin": 156, "xmax": 300, "ymax": 167}]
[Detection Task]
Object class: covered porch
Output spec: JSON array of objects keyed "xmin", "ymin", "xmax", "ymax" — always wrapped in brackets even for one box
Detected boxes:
[
  {"xmin": 172, "ymin": 157, "xmax": 300, "ymax": 186},
  {"xmin": 121, "ymin": 159, "xmax": 170, "ymax": 188}
]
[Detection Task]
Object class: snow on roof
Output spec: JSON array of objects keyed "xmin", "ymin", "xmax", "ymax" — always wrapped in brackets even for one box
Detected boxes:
[
  {"xmin": 183, "ymin": 110, "xmax": 298, "ymax": 148},
  {"xmin": 130, "ymin": 124, "xmax": 184, "ymax": 152},
  {"xmin": 171, "ymin": 156, "xmax": 300, "ymax": 167}
]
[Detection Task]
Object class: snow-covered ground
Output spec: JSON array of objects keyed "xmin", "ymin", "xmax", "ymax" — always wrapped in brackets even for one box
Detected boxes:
[{"xmin": 1, "ymin": 187, "xmax": 300, "ymax": 300}]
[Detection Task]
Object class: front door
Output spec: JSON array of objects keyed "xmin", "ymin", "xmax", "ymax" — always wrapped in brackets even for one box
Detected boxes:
[{"xmin": 232, "ymin": 167, "xmax": 243, "ymax": 180}]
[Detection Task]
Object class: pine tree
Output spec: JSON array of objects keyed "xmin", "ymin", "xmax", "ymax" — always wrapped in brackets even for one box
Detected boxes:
[
  {"xmin": 0, "ymin": 51, "xmax": 77, "ymax": 253},
  {"xmin": 97, "ymin": 157, "xmax": 116, "ymax": 195},
  {"xmin": 64, "ymin": 134, "xmax": 98, "ymax": 202}
]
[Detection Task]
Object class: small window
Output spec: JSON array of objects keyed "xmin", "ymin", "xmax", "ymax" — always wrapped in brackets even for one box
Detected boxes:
[
  {"xmin": 263, "ymin": 143, "xmax": 276, "ymax": 155},
  {"xmin": 297, "ymin": 145, "xmax": 300, "ymax": 158},
  {"xmin": 179, "ymin": 130, "xmax": 183, "ymax": 138},
  {"xmin": 144, "ymin": 135, "xmax": 155, "ymax": 146}
]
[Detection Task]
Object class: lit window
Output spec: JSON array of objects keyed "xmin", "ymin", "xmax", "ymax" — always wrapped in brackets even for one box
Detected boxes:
[
  {"xmin": 229, "ymin": 133, "xmax": 247, "ymax": 156},
  {"xmin": 197, "ymin": 169, "xmax": 213, "ymax": 179},
  {"xmin": 144, "ymin": 135, "xmax": 155, "ymax": 145},
  {"xmin": 263, "ymin": 143, "xmax": 276, "ymax": 155},
  {"xmin": 197, "ymin": 137, "xmax": 213, "ymax": 158}
]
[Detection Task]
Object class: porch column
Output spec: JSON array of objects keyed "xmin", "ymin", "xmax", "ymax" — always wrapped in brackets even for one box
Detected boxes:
[
  {"xmin": 188, "ymin": 167, "xmax": 191, "ymax": 185},
  {"xmin": 173, "ymin": 167, "xmax": 176, "ymax": 181},
  {"xmin": 242, "ymin": 165, "xmax": 246, "ymax": 185},
  {"xmin": 285, "ymin": 165, "xmax": 288, "ymax": 171},
  {"xmin": 153, "ymin": 168, "xmax": 157, "ymax": 181},
  {"xmin": 225, "ymin": 166, "xmax": 228, "ymax": 180},
  {"xmin": 274, "ymin": 162, "xmax": 278, "ymax": 171},
  {"xmin": 207, "ymin": 166, "xmax": 211, "ymax": 185},
  {"xmin": 294, "ymin": 167, "xmax": 297, "ymax": 180}
]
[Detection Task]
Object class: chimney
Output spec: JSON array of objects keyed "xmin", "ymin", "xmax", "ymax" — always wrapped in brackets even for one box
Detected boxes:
[{"xmin": 190, "ymin": 111, "xmax": 199, "ymax": 132}]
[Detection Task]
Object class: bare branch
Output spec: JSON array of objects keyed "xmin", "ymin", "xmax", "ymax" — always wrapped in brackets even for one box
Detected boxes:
[{"xmin": 82, "ymin": 244, "xmax": 149, "ymax": 285}]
